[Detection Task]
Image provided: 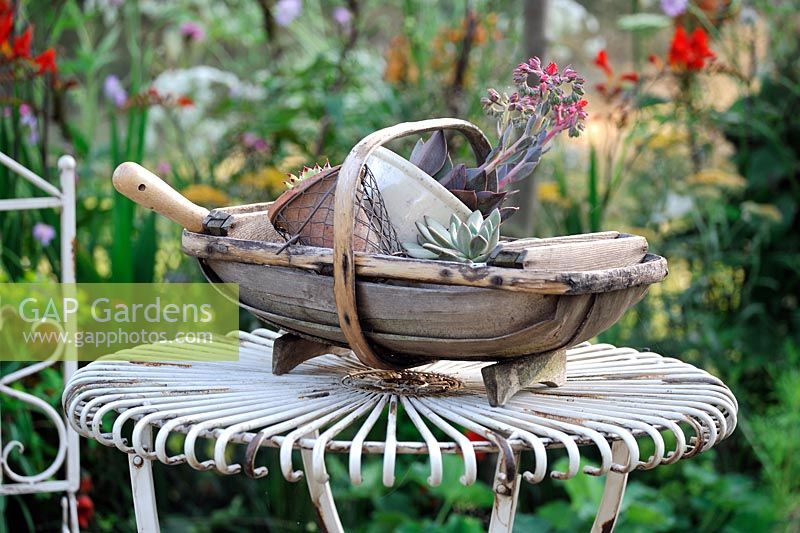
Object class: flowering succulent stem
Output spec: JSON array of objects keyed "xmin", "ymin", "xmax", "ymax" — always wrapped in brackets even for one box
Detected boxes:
[{"xmin": 411, "ymin": 57, "xmax": 588, "ymax": 220}]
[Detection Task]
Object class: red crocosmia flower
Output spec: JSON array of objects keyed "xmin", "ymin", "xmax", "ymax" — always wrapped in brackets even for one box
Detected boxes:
[
  {"xmin": 77, "ymin": 494, "xmax": 95, "ymax": 529},
  {"xmin": 594, "ymin": 49, "xmax": 613, "ymax": 77},
  {"xmin": 595, "ymin": 82, "xmax": 608, "ymax": 96},
  {"xmin": 620, "ymin": 72, "xmax": 639, "ymax": 82},
  {"xmin": 0, "ymin": 12, "xmax": 12, "ymax": 46},
  {"xmin": 545, "ymin": 62, "xmax": 558, "ymax": 76},
  {"xmin": 687, "ymin": 27, "xmax": 715, "ymax": 70},
  {"xmin": 12, "ymin": 27, "xmax": 32, "ymax": 58},
  {"xmin": 669, "ymin": 25, "xmax": 715, "ymax": 71},
  {"xmin": 176, "ymin": 95, "xmax": 194, "ymax": 107},
  {"xmin": 465, "ymin": 430, "xmax": 487, "ymax": 460},
  {"xmin": 34, "ymin": 48, "xmax": 57, "ymax": 73},
  {"xmin": 668, "ymin": 26, "xmax": 691, "ymax": 68}
]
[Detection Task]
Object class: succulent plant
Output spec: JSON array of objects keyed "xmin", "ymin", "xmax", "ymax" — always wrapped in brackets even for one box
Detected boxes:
[
  {"xmin": 285, "ymin": 162, "xmax": 332, "ymax": 188},
  {"xmin": 409, "ymin": 56, "xmax": 587, "ymax": 221},
  {"xmin": 403, "ymin": 209, "xmax": 501, "ymax": 263},
  {"xmin": 409, "ymin": 130, "xmax": 514, "ymax": 220}
]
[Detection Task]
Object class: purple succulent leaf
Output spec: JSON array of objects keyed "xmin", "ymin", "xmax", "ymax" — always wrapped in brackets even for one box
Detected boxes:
[
  {"xmin": 439, "ymin": 163, "xmax": 467, "ymax": 190},
  {"xmin": 475, "ymin": 190, "xmax": 509, "ymax": 215},
  {"xmin": 432, "ymin": 153, "xmax": 453, "ymax": 181},
  {"xmin": 515, "ymin": 135, "xmax": 534, "ymax": 151},
  {"xmin": 501, "ymin": 162, "xmax": 538, "ymax": 186},
  {"xmin": 448, "ymin": 189, "xmax": 479, "ymax": 211},
  {"xmin": 484, "ymin": 143, "xmax": 501, "ymax": 163},
  {"xmin": 496, "ymin": 164, "xmax": 510, "ymax": 184},
  {"xmin": 465, "ymin": 167, "xmax": 488, "ymax": 191},
  {"xmin": 500, "ymin": 206, "xmax": 519, "ymax": 221},
  {"xmin": 409, "ymin": 130, "xmax": 448, "ymax": 176},
  {"xmin": 524, "ymin": 143, "xmax": 543, "ymax": 163},
  {"xmin": 523, "ymin": 115, "xmax": 536, "ymax": 137},
  {"xmin": 486, "ymin": 166, "xmax": 498, "ymax": 191},
  {"xmin": 503, "ymin": 152, "xmax": 524, "ymax": 166},
  {"xmin": 500, "ymin": 122, "xmax": 515, "ymax": 149}
]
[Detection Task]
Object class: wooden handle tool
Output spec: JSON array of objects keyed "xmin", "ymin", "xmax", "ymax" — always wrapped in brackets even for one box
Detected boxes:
[{"xmin": 113, "ymin": 162, "xmax": 208, "ymax": 233}]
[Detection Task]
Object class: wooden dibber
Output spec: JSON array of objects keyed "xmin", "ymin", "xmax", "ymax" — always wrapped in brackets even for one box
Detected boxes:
[{"xmin": 112, "ymin": 162, "xmax": 283, "ymax": 241}]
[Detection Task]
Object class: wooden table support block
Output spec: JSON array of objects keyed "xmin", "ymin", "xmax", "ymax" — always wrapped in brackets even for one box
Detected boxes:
[
  {"xmin": 482, "ymin": 349, "xmax": 567, "ymax": 406},
  {"xmin": 272, "ymin": 333, "xmax": 351, "ymax": 375}
]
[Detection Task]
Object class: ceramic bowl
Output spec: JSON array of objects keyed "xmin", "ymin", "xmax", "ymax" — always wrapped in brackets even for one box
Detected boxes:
[{"xmin": 367, "ymin": 147, "xmax": 471, "ymax": 244}]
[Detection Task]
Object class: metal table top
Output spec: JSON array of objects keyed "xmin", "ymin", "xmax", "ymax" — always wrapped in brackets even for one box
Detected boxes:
[{"xmin": 63, "ymin": 329, "xmax": 737, "ymax": 490}]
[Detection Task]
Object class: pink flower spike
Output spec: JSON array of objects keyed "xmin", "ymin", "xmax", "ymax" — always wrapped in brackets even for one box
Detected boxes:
[
  {"xmin": 156, "ymin": 161, "xmax": 172, "ymax": 176},
  {"xmin": 180, "ymin": 22, "xmax": 206, "ymax": 42},
  {"xmin": 103, "ymin": 75, "xmax": 128, "ymax": 108},
  {"xmin": 33, "ymin": 223, "xmax": 56, "ymax": 246},
  {"xmin": 274, "ymin": 0, "xmax": 302, "ymax": 26},
  {"xmin": 661, "ymin": 0, "xmax": 688, "ymax": 17},
  {"xmin": 332, "ymin": 6, "xmax": 352, "ymax": 27}
]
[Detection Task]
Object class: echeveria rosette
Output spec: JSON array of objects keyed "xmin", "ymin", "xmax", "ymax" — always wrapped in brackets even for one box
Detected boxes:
[{"xmin": 403, "ymin": 209, "xmax": 501, "ymax": 264}]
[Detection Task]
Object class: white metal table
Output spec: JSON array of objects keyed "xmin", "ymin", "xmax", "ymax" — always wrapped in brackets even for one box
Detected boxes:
[{"xmin": 63, "ymin": 329, "xmax": 737, "ymax": 532}]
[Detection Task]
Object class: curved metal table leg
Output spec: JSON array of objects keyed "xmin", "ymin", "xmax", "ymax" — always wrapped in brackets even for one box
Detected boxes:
[
  {"xmin": 301, "ymin": 433, "xmax": 344, "ymax": 533},
  {"xmin": 591, "ymin": 440, "xmax": 631, "ymax": 533},
  {"xmin": 489, "ymin": 451, "xmax": 521, "ymax": 532},
  {"xmin": 128, "ymin": 425, "xmax": 160, "ymax": 532}
]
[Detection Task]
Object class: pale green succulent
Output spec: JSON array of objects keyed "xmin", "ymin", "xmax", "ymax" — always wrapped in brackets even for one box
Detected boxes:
[{"xmin": 403, "ymin": 209, "xmax": 501, "ymax": 263}]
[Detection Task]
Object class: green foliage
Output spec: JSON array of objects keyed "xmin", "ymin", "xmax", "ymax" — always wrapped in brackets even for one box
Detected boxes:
[{"xmin": 2, "ymin": 0, "xmax": 799, "ymax": 531}]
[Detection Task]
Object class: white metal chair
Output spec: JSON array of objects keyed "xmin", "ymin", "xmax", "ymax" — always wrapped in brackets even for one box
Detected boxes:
[{"xmin": 0, "ymin": 153, "xmax": 79, "ymax": 532}]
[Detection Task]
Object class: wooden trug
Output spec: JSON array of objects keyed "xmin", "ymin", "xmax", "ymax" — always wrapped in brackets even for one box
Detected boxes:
[{"xmin": 112, "ymin": 119, "xmax": 669, "ymax": 406}]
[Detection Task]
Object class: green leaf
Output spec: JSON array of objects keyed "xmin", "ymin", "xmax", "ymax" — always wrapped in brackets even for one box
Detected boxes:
[
  {"xmin": 469, "ymin": 234, "xmax": 489, "ymax": 258},
  {"xmin": 617, "ymin": 13, "xmax": 672, "ymax": 31},
  {"xmin": 466, "ymin": 210, "xmax": 483, "ymax": 231},
  {"xmin": 408, "ymin": 456, "xmax": 494, "ymax": 510},
  {"xmin": 425, "ymin": 217, "xmax": 455, "ymax": 248},
  {"xmin": 422, "ymin": 243, "xmax": 467, "ymax": 261},
  {"xmin": 403, "ymin": 242, "xmax": 439, "ymax": 259},
  {"xmin": 415, "ymin": 220, "xmax": 436, "ymax": 245},
  {"xmin": 487, "ymin": 209, "xmax": 501, "ymax": 231},
  {"xmin": 456, "ymin": 221, "xmax": 473, "ymax": 252}
]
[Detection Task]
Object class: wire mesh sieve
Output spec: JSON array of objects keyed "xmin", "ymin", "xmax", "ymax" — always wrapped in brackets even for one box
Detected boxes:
[{"xmin": 271, "ymin": 164, "xmax": 403, "ymax": 255}]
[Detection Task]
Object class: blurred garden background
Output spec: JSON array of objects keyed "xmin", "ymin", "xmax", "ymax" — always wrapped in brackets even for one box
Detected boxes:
[{"xmin": 1, "ymin": 0, "xmax": 798, "ymax": 530}]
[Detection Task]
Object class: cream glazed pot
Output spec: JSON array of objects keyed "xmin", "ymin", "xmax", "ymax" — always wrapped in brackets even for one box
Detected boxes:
[{"xmin": 366, "ymin": 146, "xmax": 471, "ymax": 243}]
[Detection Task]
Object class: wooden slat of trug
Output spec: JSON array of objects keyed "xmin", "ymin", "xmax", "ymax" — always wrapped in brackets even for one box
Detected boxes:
[
  {"xmin": 487, "ymin": 232, "xmax": 646, "ymax": 271},
  {"xmin": 183, "ymin": 231, "xmax": 668, "ymax": 296},
  {"xmin": 517, "ymin": 236, "xmax": 648, "ymax": 271},
  {"xmin": 494, "ymin": 231, "xmax": 620, "ymax": 252}
]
